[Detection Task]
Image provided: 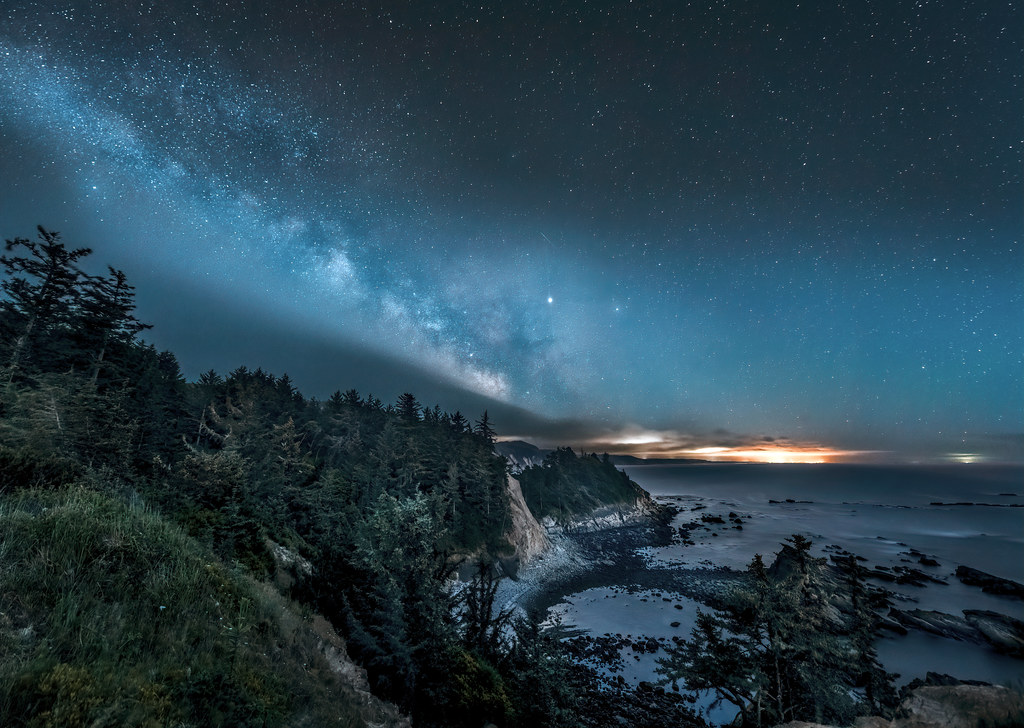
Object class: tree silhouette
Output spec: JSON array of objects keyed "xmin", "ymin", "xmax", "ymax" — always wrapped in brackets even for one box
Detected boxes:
[
  {"xmin": 396, "ymin": 392, "xmax": 421, "ymax": 422},
  {"xmin": 475, "ymin": 410, "xmax": 496, "ymax": 445},
  {"xmin": 1, "ymin": 227, "xmax": 92, "ymax": 383}
]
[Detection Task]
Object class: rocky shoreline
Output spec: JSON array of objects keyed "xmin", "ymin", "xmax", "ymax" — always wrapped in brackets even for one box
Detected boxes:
[
  {"xmin": 503, "ymin": 501, "xmax": 744, "ymax": 617},
  {"xmin": 500, "ymin": 492, "xmax": 1024, "ymax": 727}
]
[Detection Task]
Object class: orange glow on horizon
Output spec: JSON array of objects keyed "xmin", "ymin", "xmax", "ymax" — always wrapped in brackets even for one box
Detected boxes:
[
  {"xmin": 611, "ymin": 443, "xmax": 869, "ymax": 463},
  {"xmin": 535, "ymin": 429, "xmax": 879, "ymax": 464},
  {"xmin": 676, "ymin": 445, "xmax": 851, "ymax": 464}
]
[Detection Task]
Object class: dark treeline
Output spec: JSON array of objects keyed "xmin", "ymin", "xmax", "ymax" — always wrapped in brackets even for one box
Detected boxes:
[
  {"xmin": 0, "ymin": 227, "xmax": 699, "ymax": 728},
  {"xmin": 517, "ymin": 446, "xmax": 650, "ymax": 523}
]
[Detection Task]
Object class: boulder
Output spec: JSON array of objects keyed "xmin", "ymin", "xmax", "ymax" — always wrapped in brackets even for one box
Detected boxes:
[
  {"xmin": 773, "ymin": 683, "xmax": 1024, "ymax": 728},
  {"xmin": 893, "ymin": 684, "xmax": 1024, "ymax": 728}
]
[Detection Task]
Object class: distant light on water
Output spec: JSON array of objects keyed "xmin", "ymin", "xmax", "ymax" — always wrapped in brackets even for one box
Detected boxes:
[
  {"xmin": 584, "ymin": 433, "xmax": 875, "ymax": 463},
  {"xmin": 946, "ymin": 452, "xmax": 983, "ymax": 464},
  {"xmin": 680, "ymin": 446, "xmax": 848, "ymax": 464}
]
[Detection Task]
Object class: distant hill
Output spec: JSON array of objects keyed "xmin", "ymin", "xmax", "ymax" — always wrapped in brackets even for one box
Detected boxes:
[
  {"xmin": 496, "ymin": 441, "xmax": 707, "ymax": 468},
  {"xmin": 609, "ymin": 455, "xmax": 709, "ymax": 465},
  {"xmin": 495, "ymin": 439, "xmax": 550, "ymax": 470}
]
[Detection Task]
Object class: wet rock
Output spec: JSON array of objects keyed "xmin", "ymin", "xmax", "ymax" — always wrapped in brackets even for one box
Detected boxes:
[
  {"xmin": 955, "ymin": 565, "xmax": 1024, "ymax": 598},
  {"xmin": 904, "ymin": 672, "xmax": 991, "ymax": 689},
  {"xmin": 877, "ymin": 615, "xmax": 908, "ymax": 635},
  {"xmin": 964, "ymin": 609, "xmax": 1024, "ymax": 657},
  {"xmin": 888, "ymin": 609, "xmax": 984, "ymax": 644},
  {"xmin": 892, "ymin": 565, "xmax": 947, "ymax": 587}
]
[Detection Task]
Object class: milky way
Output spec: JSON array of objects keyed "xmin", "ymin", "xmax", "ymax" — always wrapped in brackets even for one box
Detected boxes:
[{"xmin": 1, "ymin": 2, "xmax": 1021, "ymax": 461}]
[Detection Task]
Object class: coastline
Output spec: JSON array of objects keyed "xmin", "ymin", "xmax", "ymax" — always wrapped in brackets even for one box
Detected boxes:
[
  {"xmin": 502, "ymin": 479, "xmax": 1024, "ymax": 685},
  {"xmin": 510, "ymin": 512, "xmax": 745, "ymax": 618}
]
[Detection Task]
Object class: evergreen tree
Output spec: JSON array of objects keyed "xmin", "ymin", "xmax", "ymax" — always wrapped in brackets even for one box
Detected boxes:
[
  {"xmin": 475, "ymin": 410, "xmax": 496, "ymax": 445},
  {"xmin": 1, "ymin": 227, "xmax": 92, "ymax": 382},
  {"xmin": 75, "ymin": 267, "xmax": 151, "ymax": 385},
  {"xmin": 658, "ymin": 537, "xmax": 893, "ymax": 726},
  {"xmin": 835, "ymin": 554, "xmax": 898, "ymax": 715},
  {"xmin": 396, "ymin": 392, "xmax": 421, "ymax": 423},
  {"xmin": 449, "ymin": 410, "xmax": 469, "ymax": 433},
  {"xmin": 461, "ymin": 559, "xmax": 514, "ymax": 659}
]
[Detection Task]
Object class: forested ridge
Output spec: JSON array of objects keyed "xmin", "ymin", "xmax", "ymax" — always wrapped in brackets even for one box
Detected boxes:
[
  {"xmin": 0, "ymin": 227, "xmax": 663, "ymax": 727},
  {"xmin": 517, "ymin": 447, "xmax": 651, "ymax": 523},
  {"xmin": 0, "ymin": 228, "xmax": 919, "ymax": 728}
]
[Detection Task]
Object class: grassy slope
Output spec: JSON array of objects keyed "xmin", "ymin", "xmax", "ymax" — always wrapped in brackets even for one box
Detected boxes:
[{"xmin": 0, "ymin": 483, "xmax": 403, "ymax": 728}]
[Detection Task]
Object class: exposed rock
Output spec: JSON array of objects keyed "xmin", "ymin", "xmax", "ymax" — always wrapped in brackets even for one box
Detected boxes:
[
  {"xmin": 893, "ymin": 684, "xmax": 1024, "ymax": 728},
  {"xmin": 774, "ymin": 683, "xmax": 1024, "ymax": 728},
  {"xmin": 310, "ymin": 612, "xmax": 412, "ymax": 727},
  {"xmin": 888, "ymin": 609, "xmax": 984, "ymax": 644},
  {"xmin": 852, "ymin": 718, "xmax": 891, "ymax": 728},
  {"xmin": 544, "ymin": 498, "xmax": 659, "ymax": 535},
  {"xmin": 878, "ymin": 613, "xmax": 909, "ymax": 634},
  {"xmin": 904, "ymin": 672, "xmax": 991, "ymax": 689},
  {"xmin": 955, "ymin": 565, "xmax": 1024, "ymax": 598},
  {"xmin": 888, "ymin": 607, "xmax": 1024, "ymax": 657},
  {"xmin": 266, "ymin": 538, "xmax": 313, "ymax": 590},
  {"xmin": 964, "ymin": 609, "xmax": 1024, "ymax": 656},
  {"xmin": 502, "ymin": 475, "xmax": 550, "ymax": 575},
  {"xmin": 494, "ymin": 439, "xmax": 549, "ymax": 470}
]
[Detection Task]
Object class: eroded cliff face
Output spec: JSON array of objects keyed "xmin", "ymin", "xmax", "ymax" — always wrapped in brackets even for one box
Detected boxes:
[{"xmin": 503, "ymin": 474, "xmax": 550, "ymax": 570}]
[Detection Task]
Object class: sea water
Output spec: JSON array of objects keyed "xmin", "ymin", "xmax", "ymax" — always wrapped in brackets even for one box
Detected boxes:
[{"xmin": 549, "ymin": 463, "xmax": 1024, "ymax": 721}]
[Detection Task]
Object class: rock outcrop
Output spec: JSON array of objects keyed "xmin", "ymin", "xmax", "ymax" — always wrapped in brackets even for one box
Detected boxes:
[
  {"xmin": 888, "ymin": 609, "xmax": 985, "ymax": 645},
  {"xmin": 955, "ymin": 565, "xmax": 1024, "ymax": 599},
  {"xmin": 963, "ymin": 609, "xmax": 1024, "ymax": 656},
  {"xmin": 888, "ymin": 607, "xmax": 1024, "ymax": 657},
  {"xmin": 309, "ymin": 610, "xmax": 412, "ymax": 728},
  {"xmin": 502, "ymin": 474, "xmax": 550, "ymax": 574},
  {"xmin": 774, "ymin": 682, "xmax": 1024, "ymax": 728}
]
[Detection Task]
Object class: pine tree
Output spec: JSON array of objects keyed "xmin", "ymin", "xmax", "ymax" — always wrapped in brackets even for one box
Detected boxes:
[
  {"xmin": 397, "ymin": 392, "xmax": 421, "ymax": 423},
  {"xmin": 836, "ymin": 554, "xmax": 898, "ymax": 716},
  {"xmin": 461, "ymin": 559, "xmax": 514, "ymax": 659},
  {"xmin": 475, "ymin": 410, "xmax": 496, "ymax": 445},
  {"xmin": 76, "ymin": 267, "xmax": 151, "ymax": 383},
  {"xmin": 1, "ymin": 227, "xmax": 92, "ymax": 383},
  {"xmin": 449, "ymin": 410, "xmax": 469, "ymax": 433},
  {"xmin": 658, "ymin": 537, "xmax": 892, "ymax": 726}
]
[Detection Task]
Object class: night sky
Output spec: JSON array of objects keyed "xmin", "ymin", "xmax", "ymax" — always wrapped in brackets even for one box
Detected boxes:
[{"xmin": 1, "ymin": 2, "xmax": 1021, "ymax": 462}]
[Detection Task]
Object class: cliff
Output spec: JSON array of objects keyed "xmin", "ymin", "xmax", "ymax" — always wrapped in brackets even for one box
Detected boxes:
[{"xmin": 501, "ymin": 474, "xmax": 551, "ymax": 574}]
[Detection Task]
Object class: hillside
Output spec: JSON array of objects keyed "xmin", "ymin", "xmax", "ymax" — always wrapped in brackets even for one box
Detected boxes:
[
  {"xmin": 0, "ymin": 228, "xmax": 665, "ymax": 727},
  {"xmin": 0, "ymin": 486, "xmax": 405, "ymax": 727}
]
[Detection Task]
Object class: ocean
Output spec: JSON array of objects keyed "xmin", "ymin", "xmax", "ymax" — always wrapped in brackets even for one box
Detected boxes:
[{"xmin": 547, "ymin": 462, "xmax": 1024, "ymax": 721}]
